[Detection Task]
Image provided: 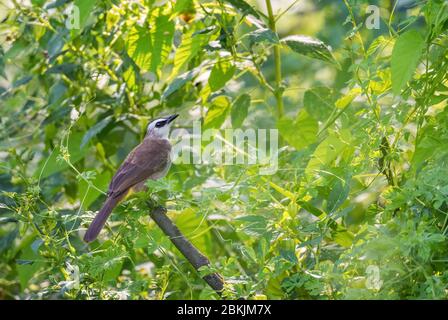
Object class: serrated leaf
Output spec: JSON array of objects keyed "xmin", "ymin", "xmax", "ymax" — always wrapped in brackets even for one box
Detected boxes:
[
  {"xmin": 391, "ymin": 30, "xmax": 425, "ymax": 95},
  {"xmin": 126, "ymin": 26, "xmax": 152, "ymax": 71},
  {"xmin": 231, "ymin": 94, "xmax": 251, "ymax": 127},
  {"xmin": 282, "ymin": 35, "xmax": 339, "ymax": 67},
  {"xmin": 149, "ymin": 12, "xmax": 175, "ymax": 73}
]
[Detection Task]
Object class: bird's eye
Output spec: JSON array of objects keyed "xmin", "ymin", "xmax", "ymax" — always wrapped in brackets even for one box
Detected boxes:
[{"xmin": 155, "ymin": 121, "xmax": 165, "ymax": 128}]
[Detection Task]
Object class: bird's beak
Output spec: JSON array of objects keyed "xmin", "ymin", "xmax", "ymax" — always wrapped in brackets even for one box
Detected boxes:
[{"xmin": 166, "ymin": 114, "xmax": 179, "ymax": 124}]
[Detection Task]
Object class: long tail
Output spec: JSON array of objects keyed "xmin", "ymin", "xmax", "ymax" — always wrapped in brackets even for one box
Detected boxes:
[{"xmin": 84, "ymin": 195, "xmax": 122, "ymax": 243}]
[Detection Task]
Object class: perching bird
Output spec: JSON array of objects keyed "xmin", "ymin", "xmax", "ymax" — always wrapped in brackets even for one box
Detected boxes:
[{"xmin": 83, "ymin": 114, "xmax": 178, "ymax": 242}]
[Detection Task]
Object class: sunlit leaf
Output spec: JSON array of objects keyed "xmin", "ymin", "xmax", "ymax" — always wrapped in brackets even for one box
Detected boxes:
[
  {"xmin": 149, "ymin": 11, "xmax": 175, "ymax": 73},
  {"xmin": 391, "ymin": 30, "xmax": 425, "ymax": 95},
  {"xmin": 335, "ymin": 88, "xmax": 361, "ymax": 109},
  {"xmin": 126, "ymin": 26, "xmax": 152, "ymax": 71},
  {"xmin": 174, "ymin": 208, "xmax": 212, "ymax": 254},
  {"xmin": 282, "ymin": 35, "xmax": 339, "ymax": 67}
]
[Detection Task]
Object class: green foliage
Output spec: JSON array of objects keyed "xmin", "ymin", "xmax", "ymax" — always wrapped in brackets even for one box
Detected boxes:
[{"xmin": 1, "ymin": 0, "xmax": 448, "ymax": 300}]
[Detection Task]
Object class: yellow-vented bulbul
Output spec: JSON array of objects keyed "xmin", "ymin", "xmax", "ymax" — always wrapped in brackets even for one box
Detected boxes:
[{"xmin": 83, "ymin": 114, "xmax": 178, "ymax": 242}]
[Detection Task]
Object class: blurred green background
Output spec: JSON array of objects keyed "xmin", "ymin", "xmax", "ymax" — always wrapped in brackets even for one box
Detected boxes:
[{"xmin": 1, "ymin": 0, "xmax": 448, "ymax": 299}]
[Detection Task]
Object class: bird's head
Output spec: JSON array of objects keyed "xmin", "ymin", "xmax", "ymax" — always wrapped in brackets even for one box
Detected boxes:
[{"xmin": 146, "ymin": 114, "xmax": 179, "ymax": 139}]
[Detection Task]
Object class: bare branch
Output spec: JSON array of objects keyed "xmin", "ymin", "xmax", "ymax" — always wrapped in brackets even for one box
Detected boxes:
[{"xmin": 148, "ymin": 205, "xmax": 225, "ymax": 296}]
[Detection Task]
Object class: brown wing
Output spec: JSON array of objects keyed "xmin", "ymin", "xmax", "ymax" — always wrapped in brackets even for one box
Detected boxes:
[{"xmin": 107, "ymin": 138, "xmax": 171, "ymax": 198}]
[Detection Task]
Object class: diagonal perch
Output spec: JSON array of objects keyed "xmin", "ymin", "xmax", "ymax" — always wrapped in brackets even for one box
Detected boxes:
[{"xmin": 148, "ymin": 205, "xmax": 225, "ymax": 296}]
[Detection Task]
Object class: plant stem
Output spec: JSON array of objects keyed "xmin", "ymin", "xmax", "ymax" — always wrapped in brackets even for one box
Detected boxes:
[{"xmin": 265, "ymin": 0, "xmax": 284, "ymax": 118}]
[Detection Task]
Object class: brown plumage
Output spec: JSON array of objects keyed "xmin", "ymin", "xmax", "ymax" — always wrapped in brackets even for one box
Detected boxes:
[{"xmin": 83, "ymin": 137, "xmax": 172, "ymax": 242}]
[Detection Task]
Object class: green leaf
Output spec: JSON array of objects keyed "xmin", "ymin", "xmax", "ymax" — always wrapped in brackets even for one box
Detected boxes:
[
  {"xmin": 123, "ymin": 66, "xmax": 136, "ymax": 89},
  {"xmin": 278, "ymin": 110, "xmax": 318, "ymax": 150},
  {"xmin": 224, "ymin": 0, "xmax": 260, "ymax": 18},
  {"xmin": 282, "ymin": 35, "xmax": 339, "ymax": 67},
  {"xmin": 204, "ymin": 96, "xmax": 231, "ymax": 129},
  {"xmin": 231, "ymin": 93, "xmax": 251, "ymax": 127},
  {"xmin": 125, "ymin": 11, "xmax": 174, "ymax": 74},
  {"xmin": 81, "ymin": 115, "xmax": 113, "ymax": 148},
  {"xmin": 209, "ymin": 59, "xmax": 236, "ymax": 91},
  {"xmin": 0, "ymin": 229, "xmax": 18, "ymax": 254},
  {"xmin": 246, "ymin": 28, "xmax": 279, "ymax": 46},
  {"xmin": 391, "ymin": 30, "xmax": 425, "ymax": 95}
]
